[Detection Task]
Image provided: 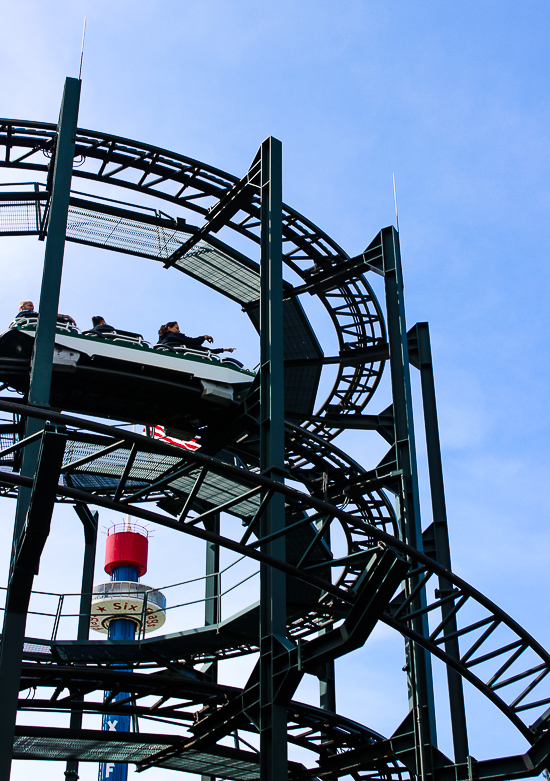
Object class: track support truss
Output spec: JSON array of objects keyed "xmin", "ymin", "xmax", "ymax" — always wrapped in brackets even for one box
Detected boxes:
[{"xmin": 0, "ymin": 82, "xmax": 548, "ymax": 781}]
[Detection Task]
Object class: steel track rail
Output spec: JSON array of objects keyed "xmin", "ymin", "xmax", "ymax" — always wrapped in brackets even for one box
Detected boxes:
[
  {"xmin": 1, "ymin": 402, "xmax": 550, "ymax": 750},
  {"xmin": 15, "ymin": 661, "xmax": 406, "ymax": 780},
  {"xmin": 0, "ymin": 119, "xmax": 386, "ymax": 432}
]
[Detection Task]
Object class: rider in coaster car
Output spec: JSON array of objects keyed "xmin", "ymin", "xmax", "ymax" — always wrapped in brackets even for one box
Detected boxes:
[
  {"xmin": 91, "ymin": 316, "xmax": 116, "ymax": 334},
  {"xmin": 158, "ymin": 322, "xmax": 235, "ymax": 355},
  {"xmin": 15, "ymin": 300, "xmax": 77, "ymax": 326}
]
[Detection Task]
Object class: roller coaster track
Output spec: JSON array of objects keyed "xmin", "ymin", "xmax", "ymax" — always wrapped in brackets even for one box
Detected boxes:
[
  {"xmin": 0, "ymin": 118, "xmax": 548, "ymax": 781},
  {"xmin": 1, "ymin": 402, "xmax": 550, "ymax": 780},
  {"xmin": 0, "ymin": 119, "xmax": 387, "ymax": 436}
]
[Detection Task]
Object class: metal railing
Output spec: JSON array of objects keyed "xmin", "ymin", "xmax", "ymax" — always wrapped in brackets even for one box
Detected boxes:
[{"xmin": 0, "ymin": 553, "xmax": 259, "ymax": 643}]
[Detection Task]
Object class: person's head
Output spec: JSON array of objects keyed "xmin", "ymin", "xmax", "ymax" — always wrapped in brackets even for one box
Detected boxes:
[
  {"xmin": 158, "ymin": 322, "xmax": 180, "ymax": 340},
  {"xmin": 92, "ymin": 316, "xmax": 105, "ymax": 327},
  {"xmin": 19, "ymin": 300, "xmax": 34, "ymax": 312}
]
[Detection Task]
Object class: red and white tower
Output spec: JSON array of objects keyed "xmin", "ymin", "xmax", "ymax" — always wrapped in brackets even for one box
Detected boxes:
[{"xmin": 91, "ymin": 523, "xmax": 165, "ymax": 781}]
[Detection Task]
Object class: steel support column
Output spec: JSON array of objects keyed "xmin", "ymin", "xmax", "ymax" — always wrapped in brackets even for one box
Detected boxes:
[
  {"xmin": 318, "ymin": 525, "xmax": 336, "ymax": 714},
  {"xmin": 15, "ymin": 76, "xmax": 81, "ymax": 538},
  {"xmin": 0, "ymin": 425, "xmax": 67, "ymax": 781},
  {"xmin": 0, "ymin": 77, "xmax": 80, "ymax": 781},
  {"xmin": 29, "ymin": 77, "xmax": 81, "ymax": 406},
  {"xmin": 379, "ymin": 227, "xmax": 437, "ymax": 780},
  {"xmin": 410, "ymin": 322, "xmax": 469, "ymax": 763},
  {"xmin": 319, "ymin": 657, "xmax": 336, "ymax": 713},
  {"xmin": 258, "ymin": 137, "xmax": 287, "ymax": 780},
  {"xmin": 202, "ymin": 513, "xmax": 220, "ymax": 781},
  {"xmin": 65, "ymin": 503, "xmax": 98, "ymax": 781}
]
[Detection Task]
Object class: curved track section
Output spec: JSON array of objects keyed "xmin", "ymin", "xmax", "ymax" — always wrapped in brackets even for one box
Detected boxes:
[
  {"xmin": 0, "ymin": 120, "xmax": 548, "ymax": 781},
  {"xmin": 16, "ymin": 658, "xmax": 405, "ymax": 781},
  {"xmin": 0, "ymin": 119, "xmax": 387, "ymax": 433},
  {"xmin": 2, "ymin": 404, "xmax": 550, "ymax": 760}
]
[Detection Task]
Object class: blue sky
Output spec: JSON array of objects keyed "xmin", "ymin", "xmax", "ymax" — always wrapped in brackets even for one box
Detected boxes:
[{"xmin": 1, "ymin": 2, "xmax": 549, "ymax": 779}]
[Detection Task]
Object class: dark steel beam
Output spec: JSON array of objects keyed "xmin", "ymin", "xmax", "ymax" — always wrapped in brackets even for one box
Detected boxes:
[
  {"xmin": 12, "ymin": 76, "xmax": 81, "ymax": 542},
  {"xmin": 408, "ymin": 322, "xmax": 469, "ymax": 763},
  {"xmin": 163, "ymin": 156, "xmax": 261, "ymax": 268},
  {"xmin": 65, "ymin": 503, "xmax": 98, "ymax": 781},
  {"xmin": 302, "ymin": 546, "xmax": 408, "ymax": 668},
  {"xmin": 0, "ymin": 425, "xmax": 67, "ymax": 781},
  {"xmin": 14, "ymin": 77, "xmax": 81, "ymax": 542},
  {"xmin": 202, "ymin": 513, "xmax": 220, "ymax": 781},
  {"xmin": 283, "ymin": 343, "xmax": 389, "ymax": 367},
  {"xmin": 0, "ymin": 77, "xmax": 81, "ymax": 781},
  {"xmin": 29, "ymin": 80, "xmax": 81, "ymax": 408},
  {"xmin": 296, "ymin": 410, "xmax": 395, "ymax": 442},
  {"xmin": 258, "ymin": 136, "xmax": 287, "ymax": 780},
  {"xmin": 373, "ymin": 227, "xmax": 438, "ymax": 779},
  {"xmin": 0, "ymin": 190, "xmax": 48, "ymax": 202},
  {"xmin": 286, "ymin": 243, "xmax": 383, "ymax": 297}
]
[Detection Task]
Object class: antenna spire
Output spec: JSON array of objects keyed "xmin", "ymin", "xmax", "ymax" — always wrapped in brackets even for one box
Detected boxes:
[
  {"xmin": 392, "ymin": 172, "xmax": 399, "ymax": 233},
  {"xmin": 78, "ymin": 17, "xmax": 87, "ymax": 80}
]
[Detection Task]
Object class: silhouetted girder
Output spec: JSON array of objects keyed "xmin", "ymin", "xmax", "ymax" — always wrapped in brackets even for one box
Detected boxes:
[
  {"xmin": 299, "ymin": 405, "xmax": 395, "ymax": 443},
  {"xmin": 302, "ymin": 545, "xmax": 408, "ymax": 669},
  {"xmin": 180, "ymin": 641, "xmax": 295, "ymax": 759},
  {"xmin": 0, "ymin": 424, "xmax": 67, "ymax": 781},
  {"xmin": 284, "ymin": 343, "xmax": 389, "ymax": 368},
  {"xmin": 431, "ymin": 751, "xmax": 547, "ymax": 781},
  {"xmin": 288, "ymin": 241, "xmax": 385, "ymax": 297},
  {"xmin": 290, "ymin": 739, "xmax": 406, "ymax": 779},
  {"xmin": 292, "ymin": 724, "xmax": 425, "ymax": 781},
  {"xmin": 392, "ymin": 727, "xmax": 550, "ymax": 781},
  {"xmin": 289, "ymin": 736, "xmax": 550, "ymax": 781},
  {"xmin": 4, "ymin": 401, "xmax": 550, "ymax": 757},
  {"xmin": 139, "ymin": 694, "xmax": 253, "ymax": 771},
  {"xmin": 388, "ymin": 710, "xmax": 449, "ymax": 780},
  {"xmin": 0, "ymin": 189, "xmax": 48, "ymax": 204},
  {"xmin": 164, "ymin": 157, "xmax": 262, "ymax": 268},
  {"xmin": 165, "ymin": 546, "xmax": 406, "ymax": 768},
  {"xmin": 365, "ymin": 447, "xmax": 401, "ymax": 494},
  {"xmin": 19, "ymin": 663, "xmax": 231, "ymax": 708},
  {"xmin": 9, "ymin": 424, "xmax": 67, "ymax": 588},
  {"xmin": 321, "ymin": 470, "xmax": 400, "ymax": 512}
]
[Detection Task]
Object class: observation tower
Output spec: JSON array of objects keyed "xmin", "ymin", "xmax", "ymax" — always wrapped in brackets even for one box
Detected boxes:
[
  {"xmin": 93, "ymin": 523, "xmax": 165, "ymax": 781},
  {"xmin": 0, "ymin": 75, "xmax": 549, "ymax": 781}
]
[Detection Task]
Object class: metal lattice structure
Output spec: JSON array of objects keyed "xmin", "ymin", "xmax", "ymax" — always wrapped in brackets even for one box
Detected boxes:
[{"xmin": 0, "ymin": 78, "xmax": 549, "ymax": 781}]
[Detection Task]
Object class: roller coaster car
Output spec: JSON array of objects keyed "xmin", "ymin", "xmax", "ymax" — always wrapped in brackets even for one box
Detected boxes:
[{"xmin": 0, "ymin": 317, "xmax": 255, "ymax": 434}]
